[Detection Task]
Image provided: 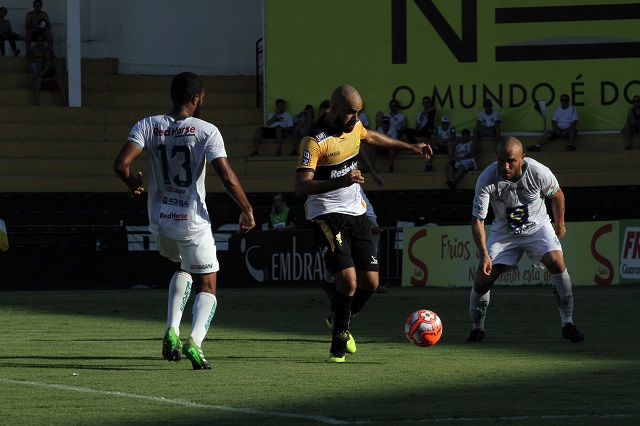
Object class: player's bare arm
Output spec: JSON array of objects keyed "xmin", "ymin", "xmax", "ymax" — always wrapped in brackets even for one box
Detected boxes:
[
  {"xmin": 211, "ymin": 157, "xmax": 255, "ymax": 233},
  {"xmin": 549, "ymin": 188, "xmax": 566, "ymax": 239},
  {"xmin": 471, "ymin": 217, "xmax": 492, "ymax": 275},
  {"xmin": 364, "ymin": 130, "xmax": 433, "ymax": 160},
  {"xmin": 294, "ymin": 169, "xmax": 364, "ymax": 196},
  {"xmin": 113, "ymin": 141, "xmax": 145, "ymax": 197}
]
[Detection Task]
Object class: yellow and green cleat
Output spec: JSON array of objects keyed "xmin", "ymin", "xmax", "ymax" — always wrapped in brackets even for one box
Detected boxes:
[
  {"xmin": 182, "ymin": 337, "xmax": 211, "ymax": 370},
  {"xmin": 162, "ymin": 327, "xmax": 182, "ymax": 362},
  {"xmin": 325, "ymin": 316, "xmax": 356, "ymax": 354}
]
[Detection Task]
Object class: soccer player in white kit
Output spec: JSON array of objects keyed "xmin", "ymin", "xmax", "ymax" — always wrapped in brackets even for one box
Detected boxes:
[
  {"xmin": 468, "ymin": 137, "xmax": 584, "ymax": 343},
  {"xmin": 114, "ymin": 72, "xmax": 255, "ymax": 369}
]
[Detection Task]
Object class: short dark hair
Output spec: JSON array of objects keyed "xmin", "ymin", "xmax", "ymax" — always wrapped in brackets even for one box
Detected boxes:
[
  {"xmin": 461, "ymin": 128, "xmax": 471, "ymax": 135},
  {"xmin": 319, "ymin": 99, "xmax": 330, "ymax": 109},
  {"xmin": 170, "ymin": 72, "xmax": 204, "ymax": 105},
  {"xmin": 0, "ymin": 7, "xmax": 7, "ymax": 13},
  {"xmin": 275, "ymin": 99, "xmax": 285, "ymax": 105}
]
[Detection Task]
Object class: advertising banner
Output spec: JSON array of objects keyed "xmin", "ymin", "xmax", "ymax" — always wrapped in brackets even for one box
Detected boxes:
[
  {"xmin": 227, "ymin": 231, "xmax": 325, "ymax": 286},
  {"xmin": 402, "ymin": 220, "xmax": 629, "ymax": 287},
  {"xmin": 265, "ymin": 0, "xmax": 640, "ymax": 132}
]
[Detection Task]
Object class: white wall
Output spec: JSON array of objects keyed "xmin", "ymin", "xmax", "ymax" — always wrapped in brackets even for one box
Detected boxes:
[{"xmin": 4, "ymin": 0, "xmax": 263, "ymax": 75}]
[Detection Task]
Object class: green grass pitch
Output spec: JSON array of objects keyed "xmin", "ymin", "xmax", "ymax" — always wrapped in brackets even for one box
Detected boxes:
[{"xmin": 1, "ymin": 285, "xmax": 638, "ymax": 425}]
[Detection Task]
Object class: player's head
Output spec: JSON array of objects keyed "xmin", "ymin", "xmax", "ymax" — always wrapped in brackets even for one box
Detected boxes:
[
  {"xmin": 33, "ymin": 0, "xmax": 43, "ymax": 10},
  {"xmin": 497, "ymin": 137, "xmax": 525, "ymax": 181},
  {"xmin": 171, "ymin": 72, "xmax": 205, "ymax": 117},
  {"xmin": 329, "ymin": 85, "xmax": 362, "ymax": 133}
]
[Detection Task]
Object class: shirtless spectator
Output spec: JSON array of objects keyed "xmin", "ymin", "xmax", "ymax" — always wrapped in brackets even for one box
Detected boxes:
[{"xmin": 25, "ymin": 0, "xmax": 53, "ymax": 57}]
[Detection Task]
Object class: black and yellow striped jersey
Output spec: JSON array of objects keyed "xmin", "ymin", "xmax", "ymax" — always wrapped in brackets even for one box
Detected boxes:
[{"xmin": 296, "ymin": 119, "xmax": 367, "ymax": 219}]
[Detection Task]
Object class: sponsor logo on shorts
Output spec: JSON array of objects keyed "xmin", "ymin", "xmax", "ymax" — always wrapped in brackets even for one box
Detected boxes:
[
  {"xmin": 190, "ymin": 263, "xmax": 214, "ymax": 270},
  {"xmin": 371, "ymin": 255, "xmax": 378, "ymax": 265},
  {"xmin": 335, "ymin": 232, "xmax": 343, "ymax": 246}
]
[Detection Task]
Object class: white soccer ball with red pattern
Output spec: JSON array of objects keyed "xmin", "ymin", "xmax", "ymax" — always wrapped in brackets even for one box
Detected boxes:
[{"xmin": 405, "ymin": 309, "xmax": 443, "ymax": 347}]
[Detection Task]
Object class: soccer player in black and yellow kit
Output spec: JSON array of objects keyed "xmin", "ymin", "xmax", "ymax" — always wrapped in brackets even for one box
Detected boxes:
[{"xmin": 295, "ymin": 85, "xmax": 433, "ymax": 362}]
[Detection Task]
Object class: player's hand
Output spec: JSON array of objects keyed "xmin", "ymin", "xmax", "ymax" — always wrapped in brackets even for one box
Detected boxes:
[
  {"xmin": 127, "ymin": 172, "xmax": 144, "ymax": 198},
  {"xmin": 345, "ymin": 169, "xmax": 365, "ymax": 185},
  {"xmin": 416, "ymin": 143, "xmax": 433, "ymax": 160},
  {"xmin": 238, "ymin": 211, "xmax": 255, "ymax": 233},
  {"xmin": 480, "ymin": 254, "xmax": 492, "ymax": 276},
  {"xmin": 554, "ymin": 223, "xmax": 566, "ymax": 239}
]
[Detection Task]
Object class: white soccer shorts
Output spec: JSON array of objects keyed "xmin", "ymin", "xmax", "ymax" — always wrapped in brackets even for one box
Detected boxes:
[
  {"xmin": 153, "ymin": 229, "xmax": 219, "ymax": 274},
  {"xmin": 487, "ymin": 222, "xmax": 562, "ymax": 270}
]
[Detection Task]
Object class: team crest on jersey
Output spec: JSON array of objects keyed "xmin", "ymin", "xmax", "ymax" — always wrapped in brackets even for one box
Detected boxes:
[{"xmin": 355, "ymin": 138, "xmax": 361, "ymax": 147}]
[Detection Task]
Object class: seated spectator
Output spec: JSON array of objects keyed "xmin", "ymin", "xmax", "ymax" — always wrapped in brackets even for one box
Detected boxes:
[
  {"xmin": 445, "ymin": 129, "xmax": 477, "ymax": 190},
  {"xmin": 359, "ymin": 103, "xmax": 370, "ymax": 129},
  {"xmin": 372, "ymin": 114, "xmax": 398, "ymax": 171},
  {"xmin": 34, "ymin": 48, "xmax": 67, "ymax": 106},
  {"xmin": 623, "ymin": 95, "xmax": 640, "ymax": 149},
  {"xmin": 406, "ymin": 95, "xmax": 436, "ymax": 144},
  {"xmin": 318, "ymin": 99, "xmax": 330, "ymax": 117},
  {"xmin": 269, "ymin": 193, "xmax": 296, "ymax": 230},
  {"xmin": 473, "ymin": 99, "xmax": 501, "ymax": 148},
  {"xmin": 25, "ymin": 0, "xmax": 54, "ymax": 57},
  {"xmin": 527, "ymin": 94, "xmax": 578, "ymax": 152},
  {"xmin": 378, "ymin": 100, "xmax": 407, "ymax": 173},
  {"xmin": 0, "ymin": 6, "xmax": 21, "ymax": 57},
  {"xmin": 290, "ymin": 104, "xmax": 314, "ymax": 156},
  {"xmin": 424, "ymin": 116, "xmax": 456, "ymax": 171},
  {"xmin": 251, "ymin": 98, "xmax": 294, "ymax": 156}
]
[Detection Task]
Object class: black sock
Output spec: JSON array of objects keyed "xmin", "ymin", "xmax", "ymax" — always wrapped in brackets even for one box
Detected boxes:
[
  {"xmin": 329, "ymin": 291, "xmax": 353, "ymax": 356},
  {"xmin": 350, "ymin": 287, "xmax": 375, "ymax": 317}
]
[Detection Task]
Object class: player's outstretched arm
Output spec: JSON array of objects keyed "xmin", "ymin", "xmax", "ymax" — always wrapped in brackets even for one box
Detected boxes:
[
  {"xmin": 113, "ymin": 141, "xmax": 145, "ymax": 198},
  {"xmin": 471, "ymin": 217, "xmax": 492, "ymax": 275},
  {"xmin": 294, "ymin": 169, "xmax": 364, "ymax": 196},
  {"xmin": 363, "ymin": 130, "xmax": 433, "ymax": 160},
  {"xmin": 211, "ymin": 157, "xmax": 255, "ymax": 233},
  {"xmin": 549, "ymin": 188, "xmax": 566, "ymax": 239}
]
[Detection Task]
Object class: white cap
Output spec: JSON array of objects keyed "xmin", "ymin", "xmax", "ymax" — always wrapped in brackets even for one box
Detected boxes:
[{"xmin": 441, "ymin": 116, "xmax": 450, "ymax": 123}]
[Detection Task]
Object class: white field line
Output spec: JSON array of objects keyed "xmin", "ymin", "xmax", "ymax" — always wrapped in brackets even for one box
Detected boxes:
[
  {"xmin": 0, "ymin": 378, "xmax": 355, "ymax": 425},
  {"xmin": 2, "ymin": 378, "xmax": 634, "ymax": 424}
]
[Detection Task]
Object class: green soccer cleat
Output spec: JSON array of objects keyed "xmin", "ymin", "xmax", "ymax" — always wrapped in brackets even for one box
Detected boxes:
[
  {"xmin": 182, "ymin": 337, "xmax": 211, "ymax": 370},
  {"xmin": 162, "ymin": 327, "xmax": 182, "ymax": 362},
  {"xmin": 325, "ymin": 316, "xmax": 356, "ymax": 354},
  {"xmin": 325, "ymin": 354, "xmax": 346, "ymax": 363}
]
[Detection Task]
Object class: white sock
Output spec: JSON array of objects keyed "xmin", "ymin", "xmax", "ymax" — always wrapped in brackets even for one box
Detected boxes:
[
  {"xmin": 165, "ymin": 271, "xmax": 192, "ymax": 336},
  {"xmin": 550, "ymin": 269, "xmax": 574, "ymax": 326},
  {"xmin": 190, "ymin": 292, "xmax": 217, "ymax": 347},
  {"xmin": 469, "ymin": 287, "xmax": 490, "ymax": 330}
]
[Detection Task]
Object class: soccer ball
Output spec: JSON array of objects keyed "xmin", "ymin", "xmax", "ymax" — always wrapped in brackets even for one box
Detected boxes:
[{"xmin": 405, "ymin": 309, "xmax": 443, "ymax": 347}]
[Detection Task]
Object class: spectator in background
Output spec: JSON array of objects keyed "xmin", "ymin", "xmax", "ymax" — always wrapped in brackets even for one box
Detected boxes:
[
  {"xmin": 359, "ymin": 103, "xmax": 370, "ymax": 129},
  {"xmin": 25, "ymin": 0, "xmax": 53, "ymax": 57},
  {"xmin": 33, "ymin": 47, "xmax": 66, "ymax": 106},
  {"xmin": 406, "ymin": 95, "xmax": 437, "ymax": 144},
  {"xmin": 318, "ymin": 99, "xmax": 330, "ymax": 117},
  {"xmin": 425, "ymin": 115, "xmax": 456, "ymax": 171},
  {"xmin": 623, "ymin": 95, "xmax": 640, "ymax": 149},
  {"xmin": 445, "ymin": 129, "xmax": 477, "ymax": 190},
  {"xmin": 372, "ymin": 114, "xmax": 398, "ymax": 171},
  {"xmin": 0, "ymin": 6, "xmax": 21, "ymax": 57},
  {"xmin": 251, "ymin": 98, "xmax": 294, "ymax": 157},
  {"xmin": 269, "ymin": 193, "xmax": 296, "ymax": 230},
  {"xmin": 290, "ymin": 104, "xmax": 314, "ymax": 156},
  {"xmin": 527, "ymin": 94, "xmax": 578, "ymax": 152},
  {"xmin": 381, "ymin": 100, "xmax": 407, "ymax": 173},
  {"xmin": 473, "ymin": 99, "xmax": 501, "ymax": 148}
]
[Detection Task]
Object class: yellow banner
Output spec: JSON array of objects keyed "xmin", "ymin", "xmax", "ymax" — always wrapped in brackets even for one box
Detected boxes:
[
  {"xmin": 401, "ymin": 220, "xmax": 628, "ymax": 287},
  {"xmin": 265, "ymin": 0, "xmax": 640, "ymax": 131}
]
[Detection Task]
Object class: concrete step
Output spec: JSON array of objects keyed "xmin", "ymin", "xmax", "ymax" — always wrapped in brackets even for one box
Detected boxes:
[
  {"xmin": 0, "ymin": 106, "xmax": 262, "ymax": 127},
  {"xmin": 1, "ymin": 167, "xmax": 637, "ymax": 194},
  {"xmin": 0, "ymin": 57, "xmax": 118, "ymax": 74},
  {"xmin": 0, "ymin": 88, "xmax": 259, "ymax": 109}
]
